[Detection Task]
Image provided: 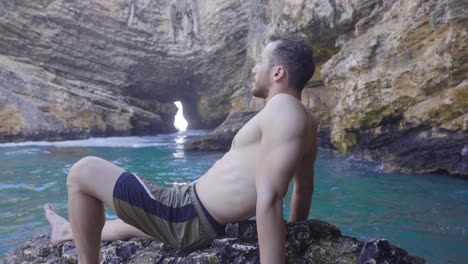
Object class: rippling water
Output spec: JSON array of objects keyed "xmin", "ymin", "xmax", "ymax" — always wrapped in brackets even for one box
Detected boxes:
[{"xmin": 0, "ymin": 131, "xmax": 466, "ymax": 263}]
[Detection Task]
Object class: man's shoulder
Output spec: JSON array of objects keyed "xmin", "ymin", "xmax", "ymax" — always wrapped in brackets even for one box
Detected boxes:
[
  {"xmin": 259, "ymin": 94, "xmax": 308, "ymax": 136},
  {"xmin": 262, "ymin": 94, "xmax": 307, "ymax": 121}
]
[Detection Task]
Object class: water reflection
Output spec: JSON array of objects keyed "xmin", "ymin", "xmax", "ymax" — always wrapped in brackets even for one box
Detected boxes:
[{"xmin": 172, "ymin": 133, "xmax": 186, "ymax": 159}]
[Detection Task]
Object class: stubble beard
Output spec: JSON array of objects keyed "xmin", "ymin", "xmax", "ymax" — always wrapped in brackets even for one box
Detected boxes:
[{"xmin": 251, "ymin": 78, "xmax": 268, "ymax": 99}]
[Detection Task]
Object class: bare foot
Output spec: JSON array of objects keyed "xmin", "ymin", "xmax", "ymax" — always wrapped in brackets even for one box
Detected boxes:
[{"xmin": 44, "ymin": 203, "xmax": 71, "ymax": 246}]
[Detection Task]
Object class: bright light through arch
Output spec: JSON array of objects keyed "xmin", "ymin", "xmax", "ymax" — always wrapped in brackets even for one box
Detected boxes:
[{"xmin": 174, "ymin": 101, "xmax": 188, "ymax": 132}]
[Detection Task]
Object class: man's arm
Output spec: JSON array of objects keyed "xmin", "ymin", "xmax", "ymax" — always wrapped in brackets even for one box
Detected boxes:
[
  {"xmin": 256, "ymin": 96, "xmax": 306, "ymax": 264},
  {"xmin": 289, "ymin": 110, "xmax": 317, "ymax": 222},
  {"xmin": 289, "ymin": 153, "xmax": 316, "ymax": 222}
]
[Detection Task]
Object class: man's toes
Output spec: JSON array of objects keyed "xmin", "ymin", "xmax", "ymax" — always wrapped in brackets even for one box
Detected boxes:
[{"xmin": 44, "ymin": 203, "xmax": 57, "ymax": 214}]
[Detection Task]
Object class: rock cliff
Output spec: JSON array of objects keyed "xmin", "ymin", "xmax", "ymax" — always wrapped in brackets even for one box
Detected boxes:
[
  {"xmin": 322, "ymin": 0, "xmax": 468, "ymax": 175},
  {"xmin": 1, "ymin": 220, "xmax": 425, "ymax": 264}
]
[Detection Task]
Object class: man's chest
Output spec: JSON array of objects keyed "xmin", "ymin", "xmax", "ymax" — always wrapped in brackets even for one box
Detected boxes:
[{"xmin": 231, "ymin": 115, "xmax": 262, "ymax": 148}]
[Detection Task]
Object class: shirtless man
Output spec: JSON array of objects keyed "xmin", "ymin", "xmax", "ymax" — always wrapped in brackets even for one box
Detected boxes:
[{"xmin": 44, "ymin": 34, "xmax": 317, "ymax": 264}]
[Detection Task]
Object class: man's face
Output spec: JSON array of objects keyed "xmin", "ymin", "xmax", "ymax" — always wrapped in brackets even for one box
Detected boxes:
[{"xmin": 251, "ymin": 42, "xmax": 277, "ymax": 98}]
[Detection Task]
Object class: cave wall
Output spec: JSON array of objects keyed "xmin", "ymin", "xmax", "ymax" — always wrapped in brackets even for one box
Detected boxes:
[{"xmin": 0, "ymin": 0, "xmax": 249, "ymax": 141}]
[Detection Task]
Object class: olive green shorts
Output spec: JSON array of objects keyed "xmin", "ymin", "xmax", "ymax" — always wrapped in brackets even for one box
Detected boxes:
[{"xmin": 113, "ymin": 171, "xmax": 225, "ymax": 250}]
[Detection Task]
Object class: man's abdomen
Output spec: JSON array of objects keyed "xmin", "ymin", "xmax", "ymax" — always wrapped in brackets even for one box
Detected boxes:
[{"xmin": 196, "ymin": 148, "xmax": 259, "ymax": 224}]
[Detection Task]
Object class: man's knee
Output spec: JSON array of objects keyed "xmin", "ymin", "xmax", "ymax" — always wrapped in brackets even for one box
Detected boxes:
[{"xmin": 67, "ymin": 156, "xmax": 102, "ymax": 190}]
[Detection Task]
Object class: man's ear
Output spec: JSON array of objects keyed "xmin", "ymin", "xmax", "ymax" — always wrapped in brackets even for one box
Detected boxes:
[{"xmin": 273, "ymin": 66, "xmax": 286, "ymax": 81}]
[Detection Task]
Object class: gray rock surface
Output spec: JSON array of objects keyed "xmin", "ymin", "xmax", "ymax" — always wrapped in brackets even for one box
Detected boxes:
[{"xmin": 0, "ymin": 220, "xmax": 425, "ymax": 264}]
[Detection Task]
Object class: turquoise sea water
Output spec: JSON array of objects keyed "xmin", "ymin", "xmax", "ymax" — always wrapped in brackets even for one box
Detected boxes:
[{"xmin": 0, "ymin": 131, "xmax": 466, "ymax": 263}]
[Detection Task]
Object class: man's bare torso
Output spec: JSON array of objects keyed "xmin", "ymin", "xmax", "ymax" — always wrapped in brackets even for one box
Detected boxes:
[{"xmin": 196, "ymin": 94, "xmax": 317, "ymax": 224}]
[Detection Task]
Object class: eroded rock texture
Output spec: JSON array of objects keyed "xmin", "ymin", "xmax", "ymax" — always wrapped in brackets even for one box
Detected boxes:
[
  {"xmin": 322, "ymin": 0, "xmax": 468, "ymax": 174},
  {"xmin": 0, "ymin": 220, "xmax": 425, "ymax": 264}
]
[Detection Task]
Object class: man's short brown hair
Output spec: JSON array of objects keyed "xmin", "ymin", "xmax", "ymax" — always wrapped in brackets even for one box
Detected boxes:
[{"xmin": 269, "ymin": 34, "xmax": 315, "ymax": 92}]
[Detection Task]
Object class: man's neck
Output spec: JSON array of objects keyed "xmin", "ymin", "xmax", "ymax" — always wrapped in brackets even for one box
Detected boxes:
[{"xmin": 265, "ymin": 89, "xmax": 301, "ymax": 104}]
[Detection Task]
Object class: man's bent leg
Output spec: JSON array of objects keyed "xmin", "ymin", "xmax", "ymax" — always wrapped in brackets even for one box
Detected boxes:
[{"xmin": 66, "ymin": 156, "xmax": 125, "ymax": 264}]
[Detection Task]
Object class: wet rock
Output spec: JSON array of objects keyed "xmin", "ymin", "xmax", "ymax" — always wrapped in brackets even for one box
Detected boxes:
[
  {"xmin": 359, "ymin": 239, "xmax": 425, "ymax": 264},
  {"xmin": 1, "ymin": 220, "xmax": 425, "ymax": 264}
]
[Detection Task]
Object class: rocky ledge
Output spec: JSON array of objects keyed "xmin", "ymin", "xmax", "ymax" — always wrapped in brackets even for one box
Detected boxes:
[{"xmin": 1, "ymin": 220, "xmax": 424, "ymax": 264}]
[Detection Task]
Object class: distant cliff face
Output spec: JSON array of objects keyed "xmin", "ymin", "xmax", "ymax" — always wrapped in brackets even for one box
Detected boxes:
[{"xmin": 0, "ymin": 0, "xmax": 249, "ymax": 141}]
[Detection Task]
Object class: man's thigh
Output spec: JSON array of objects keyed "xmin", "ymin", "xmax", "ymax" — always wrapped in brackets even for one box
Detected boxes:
[{"xmin": 69, "ymin": 156, "xmax": 125, "ymax": 212}]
